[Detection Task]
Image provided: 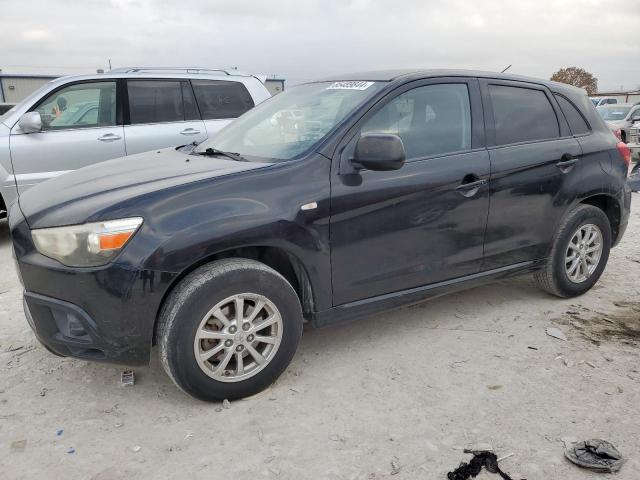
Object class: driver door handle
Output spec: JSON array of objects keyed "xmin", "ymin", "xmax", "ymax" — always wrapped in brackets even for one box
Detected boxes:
[
  {"xmin": 456, "ymin": 179, "xmax": 487, "ymax": 191},
  {"xmin": 180, "ymin": 128, "xmax": 201, "ymax": 136},
  {"xmin": 97, "ymin": 133, "xmax": 121, "ymax": 142},
  {"xmin": 456, "ymin": 177, "xmax": 487, "ymax": 197}
]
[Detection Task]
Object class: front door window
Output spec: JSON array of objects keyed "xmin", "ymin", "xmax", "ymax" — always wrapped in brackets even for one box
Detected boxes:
[{"xmin": 34, "ymin": 82, "xmax": 117, "ymax": 130}]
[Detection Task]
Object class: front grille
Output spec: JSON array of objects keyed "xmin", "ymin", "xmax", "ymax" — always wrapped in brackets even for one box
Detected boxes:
[{"xmin": 630, "ymin": 127, "xmax": 639, "ymax": 144}]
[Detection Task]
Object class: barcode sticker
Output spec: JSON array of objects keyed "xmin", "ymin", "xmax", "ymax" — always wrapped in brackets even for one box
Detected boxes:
[{"xmin": 327, "ymin": 81, "xmax": 374, "ymax": 91}]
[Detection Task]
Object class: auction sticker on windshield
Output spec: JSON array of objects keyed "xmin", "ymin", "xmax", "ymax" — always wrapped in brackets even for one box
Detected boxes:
[{"xmin": 327, "ymin": 81, "xmax": 374, "ymax": 90}]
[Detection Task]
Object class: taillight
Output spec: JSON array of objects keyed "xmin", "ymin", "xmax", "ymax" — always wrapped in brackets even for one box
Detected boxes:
[{"xmin": 616, "ymin": 141, "xmax": 631, "ymax": 174}]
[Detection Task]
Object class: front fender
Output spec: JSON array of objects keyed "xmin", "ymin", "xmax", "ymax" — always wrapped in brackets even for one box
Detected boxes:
[{"xmin": 115, "ymin": 155, "xmax": 333, "ymax": 311}]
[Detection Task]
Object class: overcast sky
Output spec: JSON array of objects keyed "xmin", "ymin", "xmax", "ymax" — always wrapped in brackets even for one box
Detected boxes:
[{"xmin": 2, "ymin": 0, "xmax": 639, "ymax": 91}]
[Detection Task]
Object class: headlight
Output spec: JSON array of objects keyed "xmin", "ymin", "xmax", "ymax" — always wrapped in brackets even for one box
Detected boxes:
[{"xmin": 31, "ymin": 217, "xmax": 143, "ymax": 267}]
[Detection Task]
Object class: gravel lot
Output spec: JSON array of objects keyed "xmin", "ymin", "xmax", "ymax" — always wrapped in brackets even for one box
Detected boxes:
[{"xmin": 1, "ymin": 195, "xmax": 639, "ymax": 480}]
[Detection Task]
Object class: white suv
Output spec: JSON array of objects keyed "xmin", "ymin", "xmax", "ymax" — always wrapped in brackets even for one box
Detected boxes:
[{"xmin": 0, "ymin": 67, "xmax": 271, "ymax": 214}]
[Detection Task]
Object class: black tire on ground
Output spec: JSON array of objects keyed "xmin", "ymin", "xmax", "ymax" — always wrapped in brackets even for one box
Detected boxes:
[
  {"xmin": 157, "ymin": 258, "xmax": 303, "ymax": 402},
  {"xmin": 534, "ymin": 204, "xmax": 612, "ymax": 298}
]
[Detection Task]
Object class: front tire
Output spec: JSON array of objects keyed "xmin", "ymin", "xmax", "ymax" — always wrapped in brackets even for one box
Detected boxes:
[
  {"xmin": 157, "ymin": 259, "xmax": 303, "ymax": 401},
  {"xmin": 534, "ymin": 204, "xmax": 611, "ymax": 298}
]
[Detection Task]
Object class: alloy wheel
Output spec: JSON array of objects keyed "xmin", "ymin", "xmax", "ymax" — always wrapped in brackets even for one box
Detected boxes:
[
  {"xmin": 565, "ymin": 224, "xmax": 603, "ymax": 284},
  {"xmin": 193, "ymin": 293, "xmax": 283, "ymax": 382}
]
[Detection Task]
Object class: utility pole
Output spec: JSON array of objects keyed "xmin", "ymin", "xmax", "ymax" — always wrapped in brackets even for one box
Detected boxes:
[{"xmin": 108, "ymin": 59, "xmax": 112, "ymax": 71}]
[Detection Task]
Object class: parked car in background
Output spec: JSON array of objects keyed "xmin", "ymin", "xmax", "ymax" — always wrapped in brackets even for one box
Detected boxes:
[
  {"xmin": 596, "ymin": 103, "xmax": 640, "ymax": 143},
  {"xmin": 0, "ymin": 103, "xmax": 16, "ymax": 115},
  {"xmin": 590, "ymin": 96, "xmax": 618, "ymax": 107},
  {"xmin": 10, "ymin": 70, "xmax": 631, "ymax": 401},
  {"xmin": 0, "ymin": 67, "xmax": 271, "ymax": 215},
  {"xmin": 628, "ymin": 125, "xmax": 640, "ymax": 161}
]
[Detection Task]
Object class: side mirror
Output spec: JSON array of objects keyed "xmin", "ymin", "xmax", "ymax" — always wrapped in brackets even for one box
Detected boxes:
[
  {"xmin": 18, "ymin": 112, "xmax": 42, "ymax": 133},
  {"xmin": 353, "ymin": 133, "xmax": 406, "ymax": 171}
]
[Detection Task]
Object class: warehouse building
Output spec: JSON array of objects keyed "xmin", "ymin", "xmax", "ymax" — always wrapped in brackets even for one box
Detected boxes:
[{"xmin": 0, "ymin": 72, "xmax": 59, "ymax": 103}]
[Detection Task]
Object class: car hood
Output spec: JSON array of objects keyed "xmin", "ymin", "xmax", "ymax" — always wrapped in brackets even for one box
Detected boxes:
[{"xmin": 19, "ymin": 147, "xmax": 273, "ymax": 229}]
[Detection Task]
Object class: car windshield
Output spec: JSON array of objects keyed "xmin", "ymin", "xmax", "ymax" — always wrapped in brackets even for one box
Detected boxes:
[
  {"xmin": 195, "ymin": 81, "xmax": 385, "ymax": 161},
  {"xmin": 597, "ymin": 105, "xmax": 631, "ymax": 121}
]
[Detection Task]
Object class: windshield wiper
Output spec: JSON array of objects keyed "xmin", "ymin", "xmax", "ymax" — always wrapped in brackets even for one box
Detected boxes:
[{"xmin": 199, "ymin": 147, "xmax": 248, "ymax": 162}]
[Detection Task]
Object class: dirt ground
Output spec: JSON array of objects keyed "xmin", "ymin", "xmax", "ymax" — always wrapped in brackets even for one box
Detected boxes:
[{"xmin": 0, "ymin": 195, "xmax": 638, "ymax": 480}]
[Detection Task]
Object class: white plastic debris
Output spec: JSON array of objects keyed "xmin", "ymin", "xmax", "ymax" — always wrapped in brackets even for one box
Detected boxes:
[{"xmin": 546, "ymin": 327, "xmax": 568, "ymax": 341}]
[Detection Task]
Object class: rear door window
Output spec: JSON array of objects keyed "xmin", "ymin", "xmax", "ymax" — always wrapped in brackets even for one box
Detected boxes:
[
  {"xmin": 128, "ymin": 80, "xmax": 186, "ymax": 124},
  {"xmin": 488, "ymin": 84, "xmax": 559, "ymax": 145},
  {"xmin": 191, "ymin": 80, "xmax": 255, "ymax": 119},
  {"xmin": 554, "ymin": 94, "xmax": 590, "ymax": 135}
]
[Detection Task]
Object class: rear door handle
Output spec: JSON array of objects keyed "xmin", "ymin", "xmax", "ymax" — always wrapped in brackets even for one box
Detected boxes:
[
  {"xmin": 180, "ymin": 128, "xmax": 201, "ymax": 136},
  {"xmin": 556, "ymin": 153, "xmax": 579, "ymax": 172},
  {"xmin": 97, "ymin": 133, "xmax": 121, "ymax": 142}
]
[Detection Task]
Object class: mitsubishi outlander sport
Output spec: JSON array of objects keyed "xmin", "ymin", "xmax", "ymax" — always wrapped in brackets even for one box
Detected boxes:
[{"xmin": 10, "ymin": 70, "xmax": 632, "ymax": 401}]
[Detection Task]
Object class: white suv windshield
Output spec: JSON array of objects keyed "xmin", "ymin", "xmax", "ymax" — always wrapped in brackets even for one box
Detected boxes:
[{"xmin": 196, "ymin": 81, "xmax": 385, "ymax": 161}]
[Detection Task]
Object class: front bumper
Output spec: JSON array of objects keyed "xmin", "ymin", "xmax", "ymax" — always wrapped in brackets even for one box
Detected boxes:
[
  {"xmin": 22, "ymin": 291, "xmax": 143, "ymax": 363},
  {"xmin": 10, "ymin": 204, "xmax": 178, "ymax": 366}
]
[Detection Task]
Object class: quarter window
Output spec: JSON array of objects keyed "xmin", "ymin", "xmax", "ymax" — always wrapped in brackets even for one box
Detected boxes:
[
  {"xmin": 128, "ymin": 80, "xmax": 186, "ymax": 124},
  {"xmin": 488, "ymin": 85, "xmax": 559, "ymax": 145},
  {"xmin": 361, "ymin": 83, "xmax": 472, "ymax": 160},
  {"xmin": 35, "ymin": 81, "xmax": 117, "ymax": 130},
  {"xmin": 554, "ymin": 94, "xmax": 590, "ymax": 136},
  {"xmin": 191, "ymin": 80, "xmax": 255, "ymax": 119}
]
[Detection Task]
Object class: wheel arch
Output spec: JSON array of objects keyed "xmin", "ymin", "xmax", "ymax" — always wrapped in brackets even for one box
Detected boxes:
[
  {"xmin": 579, "ymin": 193, "xmax": 622, "ymax": 245},
  {"xmin": 152, "ymin": 245, "xmax": 315, "ymax": 345}
]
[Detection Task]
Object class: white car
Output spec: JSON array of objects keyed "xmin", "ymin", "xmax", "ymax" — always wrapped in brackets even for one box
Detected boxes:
[
  {"xmin": 590, "ymin": 96, "xmax": 618, "ymax": 107},
  {"xmin": 596, "ymin": 103, "xmax": 640, "ymax": 144},
  {"xmin": 0, "ymin": 67, "xmax": 271, "ymax": 215}
]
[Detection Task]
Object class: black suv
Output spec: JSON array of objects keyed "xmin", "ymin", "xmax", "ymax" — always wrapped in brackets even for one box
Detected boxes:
[{"xmin": 10, "ymin": 70, "xmax": 632, "ymax": 401}]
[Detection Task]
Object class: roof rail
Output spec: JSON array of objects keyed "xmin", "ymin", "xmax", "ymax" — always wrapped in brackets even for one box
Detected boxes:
[{"xmin": 108, "ymin": 67, "xmax": 244, "ymax": 76}]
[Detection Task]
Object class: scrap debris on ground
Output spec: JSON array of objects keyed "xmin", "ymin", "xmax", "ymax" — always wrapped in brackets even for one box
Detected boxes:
[
  {"xmin": 565, "ymin": 439, "xmax": 625, "ymax": 473},
  {"xmin": 121, "ymin": 369, "xmax": 135, "ymax": 386},
  {"xmin": 447, "ymin": 450, "xmax": 515, "ymax": 480}
]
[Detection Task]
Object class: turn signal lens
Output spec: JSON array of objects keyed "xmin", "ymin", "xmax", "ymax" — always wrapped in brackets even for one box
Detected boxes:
[{"xmin": 98, "ymin": 231, "xmax": 136, "ymax": 251}]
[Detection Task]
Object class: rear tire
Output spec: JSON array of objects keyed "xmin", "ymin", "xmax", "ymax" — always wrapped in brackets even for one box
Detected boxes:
[
  {"xmin": 157, "ymin": 258, "xmax": 303, "ymax": 401},
  {"xmin": 534, "ymin": 204, "xmax": 611, "ymax": 298}
]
